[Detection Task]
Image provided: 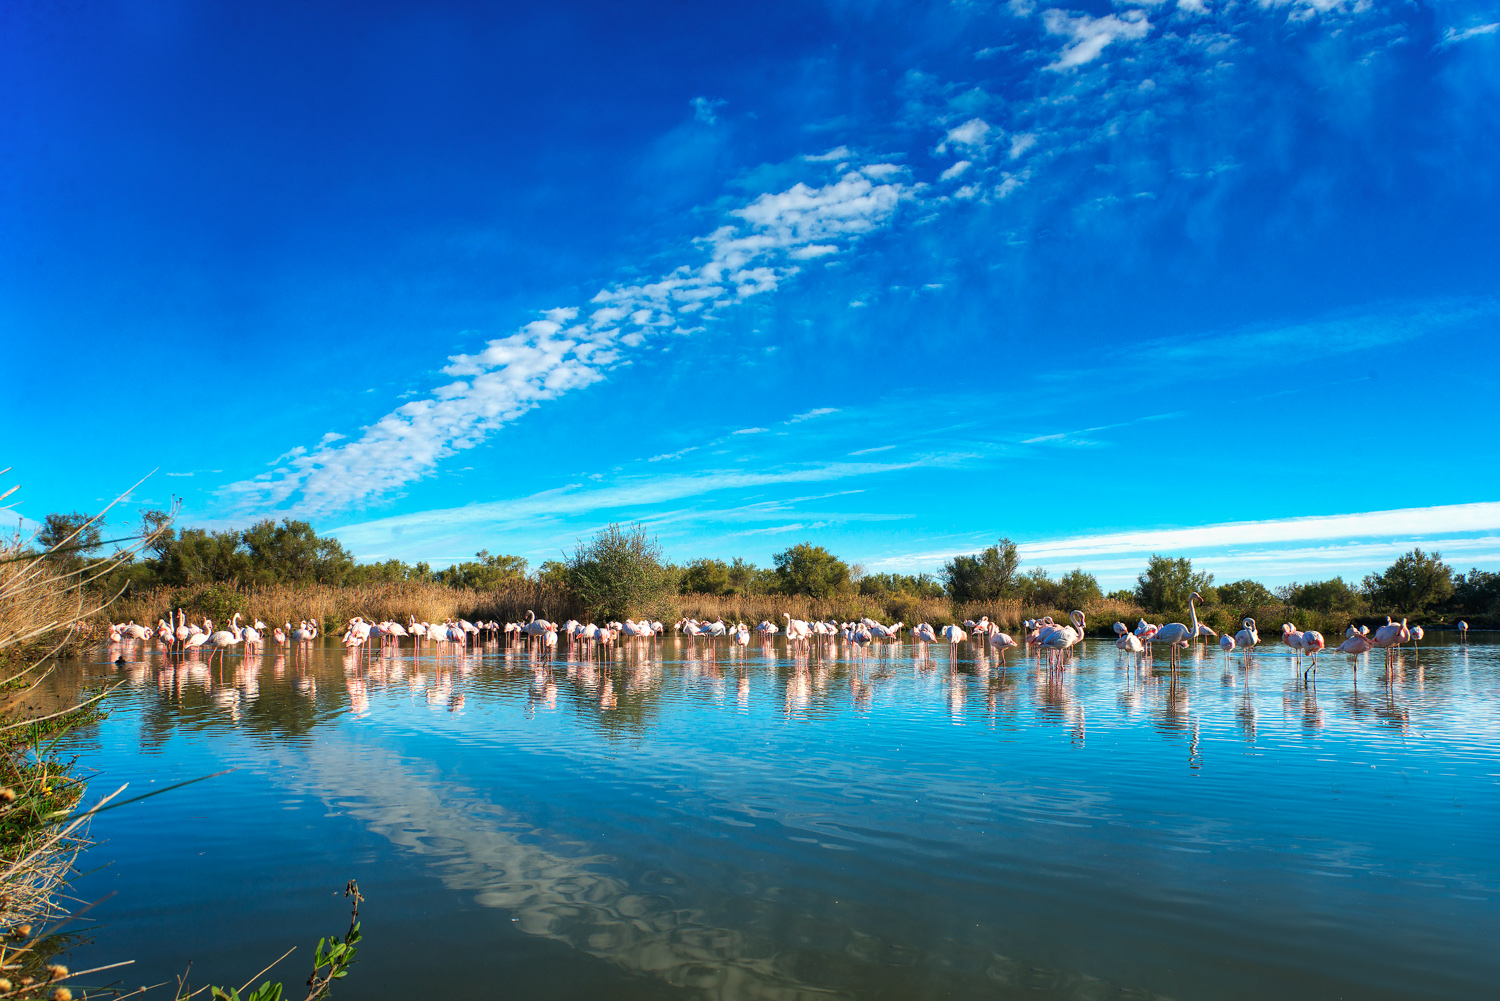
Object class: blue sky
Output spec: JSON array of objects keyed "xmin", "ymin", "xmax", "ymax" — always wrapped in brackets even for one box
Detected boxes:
[{"xmin": 4, "ymin": 0, "xmax": 1500, "ymax": 587}]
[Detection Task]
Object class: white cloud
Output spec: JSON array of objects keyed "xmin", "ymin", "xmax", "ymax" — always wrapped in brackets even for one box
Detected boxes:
[
  {"xmin": 1042, "ymin": 9, "xmax": 1151, "ymax": 70},
  {"xmin": 866, "ymin": 502, "xmax": 1500, "ymax": 584},
  {"xmin": 939, "ymin": 160, "xmax": 973, "ymax": 181},
  {"xmin": 935, "ymin": 118, "xmax": 995, "ymax": 156},
  {"xmin": 786, "ymin": 407, "xmax": 839, "ymax": 423},
  {"xmin": 1008, "ymin": 133, "xmax": 1037, "ymax": 159},
  {"xmin": 731, "ymin": 427, "xmax": 769, "ymax": 435},
  {"xmin": 690, "ymin": 96, "xmax": 726, "ymax": 124},
  {"xmin": 223, "ymin": 166, "xmax": 910, "ymax": 518},
  {"xmin": 647, "ymin": 447, "xmax": 698, "ymax": 463},
  {"xmin": 1438, "ymin": 22, "xmax": 1498, "ymax": 48},
  {"xmin": 804, "ymin": 146, "xmax": 852, "ymax": 162}
]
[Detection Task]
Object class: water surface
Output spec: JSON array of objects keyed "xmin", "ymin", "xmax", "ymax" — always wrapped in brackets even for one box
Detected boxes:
[{"xmin": 50, "ymin": 633, "xmax": 1500, "ymax": 999}]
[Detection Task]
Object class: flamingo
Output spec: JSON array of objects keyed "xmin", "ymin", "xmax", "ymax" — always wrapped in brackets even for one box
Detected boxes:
[
  {"xmin": 782, "ymin": 613, "xmax": 812, "ymax": 644},
  {"xmin": 987, "ymin": 626, "xmax": 1018, "ymax": 664},
  {"xmin": 1151, "ymin": 593, "xmax": 1204, "ymax": 668},
  {"xmin": 1336, "ymin": 632, "xmax": 1376, "ymax": 655},
  {"xmin": 912, "ymin": 622, "xmax": 937, "ymax": 643},
  {"xmin": 1301, "ymin": 629, "xmax": 1326, "ymax": 678},
  {"xmin": 1281, "ymin": 623, "xmax": 1308, "ymax": 667},
  {"xmin": 1219, "ymin": 633, "xmax": 1236, "ymax": 657},
  {"xmin": 203, "ymin": 618, "xmax": 241, "ymax": 663},
  {"xmin": 1370, "ymin": 617, "xmax": 1410, "ymax": 672},
  {"xmin": 1038, "ymin": 611, "xmax": 1086, "ymax": 669},
  {"xmin": 1457, "ymin": 620, "xmax": 1469, "ymax": 643},
  {"xmin": 1234, "ymin": 617, "xmax": 1258, "ymax": 650},
  {"xmin": 1118, "ymin": 630, "xmax": 1144, "ymax": 656},
  {"xmin": 940, "ymin": 623, "xmax": 967, "ymax": 645},
  {"xmin": 273, "ymin": 625, "xmax": 288, "ymax": 647}
]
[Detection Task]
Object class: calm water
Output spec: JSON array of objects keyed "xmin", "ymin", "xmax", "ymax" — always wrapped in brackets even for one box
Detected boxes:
[{"xmin": 46, "ymin": 633, "xmax": 1500, "ymax": 1000}]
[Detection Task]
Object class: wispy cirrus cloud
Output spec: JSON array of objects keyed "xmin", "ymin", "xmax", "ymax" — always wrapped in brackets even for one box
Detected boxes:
[
  {"xmin": 221, "ymin": 0, "xmax": 1438, "ymax": 529},
  {"xmin": 867, "ymin": 502, "xmax": 1500, "ymax": 585},
  {"xmin": 220, "ymin": 164, "xmax": 912, "ymax": 519},
  {"xmin": 331, "ymin": 455, "xmax": 948, "ymax": 555},
  {"xmin": 1437, "ymin": 22, "xmax": 1498, "ymax": 48}
]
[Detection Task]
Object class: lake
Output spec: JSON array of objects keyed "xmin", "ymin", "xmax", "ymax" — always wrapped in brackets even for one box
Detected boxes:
[{"xmin": 48, "ymin": 631, "xmax": 1499, "ymax": 999}]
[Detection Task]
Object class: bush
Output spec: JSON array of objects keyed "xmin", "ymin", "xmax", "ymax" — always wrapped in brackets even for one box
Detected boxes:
[
  {"xmin": 1135, "ymin": 555, "xmax": 1214, "ymax": 614},
  {"xmin": 771, "ymin": 543, "xmax": 852, "ymax": 598},
  {"xmin": 567, "ymin": 523, "xmax": 676, "ymax": 621},
  {"xmin": 941, "ymin": 538, "xmax": 1020, "ymax": 602},
  {"xmin": 1362, "ymin": 549, "xmax": 1453, "ymax": 616}
]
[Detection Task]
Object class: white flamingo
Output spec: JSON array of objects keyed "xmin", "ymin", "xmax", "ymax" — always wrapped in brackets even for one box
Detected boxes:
[
  {"xmin": 1234, "ymin": 617, "xmax": 1259, "ymax": 650},
  {"xmin": 1151, "ymin": 593, "xmax": 1203, "ymax": 668}
]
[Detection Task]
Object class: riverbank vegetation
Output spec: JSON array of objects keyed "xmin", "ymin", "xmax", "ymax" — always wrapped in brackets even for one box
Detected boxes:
[
  {"xmin": 47, "ymin": 506, "xmax": 1494, "ymax": 639},
  {"xmin": 3, "ymin": 482, "xmax": 365, "ymax": 998}
]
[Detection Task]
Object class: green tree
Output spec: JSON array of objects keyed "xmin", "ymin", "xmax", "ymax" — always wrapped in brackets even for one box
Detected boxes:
[
  {"xmin": 941, "ymin": 538, "xmax": 1022, "ymax": 602},
  {"xmin": 436, "ymin": 550, "xmax": 529, "ymax": 590},
  {"xmin": 1105, "ymin": 589, "xmax": 1135, "ymax": 603},
  {"xmin": 1290, "ymin": 577, "xmax": 1361, "ymax": 612},
  {"xmin": 241, "ymin": 518, "xmax": 357, "ymax": 585},
  {"xmin": 1362, "ymin": 548, "xmax": 1453, "ymax": 615},
  {"xmin": 680, "ymin": 558, "xmax": 732, "ymax": 595},
  {"xmin": 726, "ymin": 557, "xmax": 760, "ymax": 594},
  {"xmin": 534, "ymin": 560, "xmax": 571, "ymax": 587},
  {"xmin": 771, "ymin": 542, "xmax": 851, "ymax": 598},
  {"xmin": 1134, "ymin": 555, "xmax": 1214, "ymax": 613},
  {"xmin": 1452, "ymin": 568, "xmax": 1500, "ymax": 616},
  {"xmin": 1055, "ymin": 568, "xmax": 1102, "ymax": 610},
  {"xmin": 37, "ymin": 511, "xmax": 103, "ymax": 573},
  {"xmin": 567, "ymin": 523, "xmax": 675, "ymax": 620},
  {"xmin": 1217, "ymin": 579, "xmax": 1275, "ymax": 608},
  {"xmin": 858, "ymin": 572, "xmax": 944, "ymax": 599}
]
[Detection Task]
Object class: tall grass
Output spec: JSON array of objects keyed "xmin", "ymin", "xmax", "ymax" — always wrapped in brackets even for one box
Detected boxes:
[{"xmin": 102, "ymin": 579, "xmax": 1398, "ymax": 643}]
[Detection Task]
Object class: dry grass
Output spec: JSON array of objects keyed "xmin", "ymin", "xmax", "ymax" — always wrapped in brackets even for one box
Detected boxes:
[{"xmin": 105, "ymin": 581, "xmax": 1247, "ymax": 638}]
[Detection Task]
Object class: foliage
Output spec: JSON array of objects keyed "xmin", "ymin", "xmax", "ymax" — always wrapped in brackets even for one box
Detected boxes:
[
  {"xmin": 1104, "ymin": 589, "xmax": 1134, "ymax": 603},
  {"xmin": 566, "ymin": 523, "xmax": 676, "ymax": 620},
  {"xmin": 1054, "ymin": 568, "xmax": 1103, "ymax": 611},
  {"xmin": 36, "ymin": 513, "xmax": 104, "ymax": 576},
  {"xmin": 680, "ymin": 558, "xmax": 733, "ymax": 596},
  {"xmin": 858, "ymin": 572, "xmax": 944, "ymax": 599},
  {"xmin": 770, "ymin": 543, "xmax": 851, "ymax": 598},
  {"xmin": 1451, "ymin": 568, "xmax": 1500, "ymax": 616},
  {"xmin": 940, "ymin": 538, "xmax": 1021, "ymax": 602},
  {"xmin": 1216, "ymin": 579, "xmax": 1275, "ymax": 609},
  {"xmin": 433, "ymin": 550, "xmax": 527, "ymax": 590},
  {"xmin": 202, "ymin": 882, "xmax": 362, "ymax": 1001},
  {"xmin": 1361, "ymin": 548, "xmax": 1453, "ymax": 615},
  {"xmin": 1134, "ymin": 555, "xmax": 1214, "ymax": 613},
  {"xmin": 534, "ymin": 560, "xmax": 570, "ymax": 588},
  {"xmin": 1288, "ymin": 576, "xmax": 1361, "ymax": 612}
]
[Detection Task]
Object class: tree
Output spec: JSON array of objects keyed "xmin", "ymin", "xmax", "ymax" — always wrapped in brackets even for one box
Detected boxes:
[
  {"xmin": 1105, "ymin": 589, "xmax": 1135, "ymax": 603},
  {"xmin": 858, "ymin": 572, "xmax": 944, "ymax": 599},
  {"xmin": 534, "ymin": 560, "xmax": 571, "ymax": 588},
  {"xmin": 1452, "ymin": 568, "xmax": 1500, "ymax": 616},
  {"xmin": 1290, "ymin": 577, "xmax": 1360, "ymax": 612},
  {"xmin": 941, "ymin": 538, "xmax": 1021, "ymax": 602},
  {"xmin": 1135, "ymin": 555, "xmax": 1214, "ymax": 613},
  {"xmin": 37, "ymin": 511, "xmax": 103, "ymax": 573},
  {"xmin": 241, "ymin": 518, "xmax": 356, "ymax": 585},
  {"xmin": 567, "ymin": 523, "xmax": 675, "ymax": 620},
  {"xmin": 1217, "ymin": 579, "xmax": 1275, "ymax": 608},
  {"xmin": 1362, "ymin": 548, "xmax": 1453, "ymax": 615},
  {"xmin": 680, "ymin": 558, "xmax": 733, "ymax": 595},
  {"xmin": 436, "ymin": 550, "xmax": 528, "ymax": 590},
  {"xmin": 1056, "ymin": 568, "xmax": 1102, "ymax": 611},
  {"xmin": 726, "ymin": 558, "xmax": 760, "ymax": 594},
  {"xmin": 771, "ymin": 543, "xmax": 851, "ymax": 598}
]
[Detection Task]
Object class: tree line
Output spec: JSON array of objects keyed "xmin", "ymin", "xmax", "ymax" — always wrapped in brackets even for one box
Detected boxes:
[{"xmin": 32, "ymin": 510, "xmax": 1499, "ymax": 623}]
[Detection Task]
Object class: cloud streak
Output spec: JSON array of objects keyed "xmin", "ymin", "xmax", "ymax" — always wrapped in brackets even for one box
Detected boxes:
[{"xmin": 221, "ymin": 165, "xmax": 911, "ymax": 519}]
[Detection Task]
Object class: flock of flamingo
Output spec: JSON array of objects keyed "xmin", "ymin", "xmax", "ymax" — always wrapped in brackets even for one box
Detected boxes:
[{"xmin": 104, "ymin": 597, "xmax": 1463, "ymax": 678}]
